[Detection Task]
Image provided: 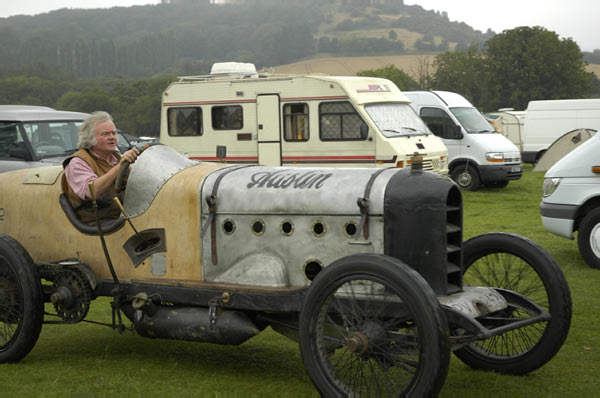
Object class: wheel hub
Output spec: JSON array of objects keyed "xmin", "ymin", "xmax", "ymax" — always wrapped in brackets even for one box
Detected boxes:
[
  {"xmin": 590, "ymin": 223, "xmax": 600, "ymax": 258},
  {"xmin": 457, "ymin": 171, "xmax": 472, "ymax": 187},
  {"xmin": 347, "ymin": 332, "xmax": 369, "ymax": 355}
]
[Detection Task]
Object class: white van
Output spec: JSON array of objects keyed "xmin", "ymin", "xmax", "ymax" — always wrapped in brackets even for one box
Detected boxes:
[
  {"xmin": 403, "ymin": 91, "xmax": 522, "ymax": 190},
  {"xmin": 540, "ymin": 131, "xmax": 600, "ymax": 268},
  {"xmin": 522, "ymin": 99, "xmax": 600, "ymax": 163},
  {"xmin": 159, "ymin": 63, "xmax": 448, "ymax": 173}
]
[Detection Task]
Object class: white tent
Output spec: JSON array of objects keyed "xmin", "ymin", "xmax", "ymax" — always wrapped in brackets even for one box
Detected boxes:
[{"xmin": 533, "ymin": 128, "xmax": 597, "ymax": 172}]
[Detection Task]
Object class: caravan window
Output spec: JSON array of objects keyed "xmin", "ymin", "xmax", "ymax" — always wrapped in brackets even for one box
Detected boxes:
[
  {"xmin": 212, "ymin": 105, "xmax": 243, "ymax": 130},
  {"xmin": 283, "ymin": 103, "xmax": 309, "ymax": 142},
  {"xmin": 319, "ymin": 101, "xmax": 366, "ymax": 141},
  {"xmin": 168, "ymin": 107, "xmax": 203, "ymax": 136}
]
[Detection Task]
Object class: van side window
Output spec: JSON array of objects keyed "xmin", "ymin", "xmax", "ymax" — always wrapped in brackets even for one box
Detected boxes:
[
  {"xmin": 212, "ymin": 105, "xmax": 243, "ymax": 130},
  {"xmin": 319, "ymin": 101, "xmax": 367, "ymax": 141},
  {"xmin": 168, "ymin": 107, "xmax": 202, "ymax": 136},
  {"xmin": 283, "ymin": 103, "xmax": 309, "ymax": 142},
  {"xmin": 419, "ymin": 107, "xmax": 457, "ymax": 138}
]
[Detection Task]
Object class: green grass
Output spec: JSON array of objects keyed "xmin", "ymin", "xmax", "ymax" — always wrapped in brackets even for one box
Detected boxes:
[{"xmin": 1, "ymin": 164, "xmax": 598, "ymax": 397}]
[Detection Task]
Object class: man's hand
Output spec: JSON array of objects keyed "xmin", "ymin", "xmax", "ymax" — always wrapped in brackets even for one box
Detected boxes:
[{"xmin": 120, "ymin": 147, "xmax": 139, "ymax": 165}]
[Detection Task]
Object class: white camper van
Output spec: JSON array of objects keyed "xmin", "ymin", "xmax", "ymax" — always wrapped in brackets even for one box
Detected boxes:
[
  {"xmin": 522, "ymin": 99, "xmax": 600, "ymax": 163},
  {"xmin": 159, "ymin": 63, "xmax": 448, "ymax": 173},
  {"xmin": 403, "ymin": 91, "xmax": 522, "ymax": 190},
  {"xmin": 540, "ymin": 131, "xmax": 600, "ymax": 268}
]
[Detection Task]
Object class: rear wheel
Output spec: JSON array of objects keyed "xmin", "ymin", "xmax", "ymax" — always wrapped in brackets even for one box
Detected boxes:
[
  {"xmin": 299, "ymin": 254, "xmax": 449, "ymax": 397},
  {"xmin": 577, "ymin": 207, "xmax": 600, "ymax": 269},
  {"xmin": 451, "ymin": 165, "xmax": 480, "ymax": 191},
  {"xmin": 0, "ymin": 235, "xmax": 43, "ymax": 363},
  {"xmin": 455, "ymin": 233, "xmax": 571, "ymax": 374}
]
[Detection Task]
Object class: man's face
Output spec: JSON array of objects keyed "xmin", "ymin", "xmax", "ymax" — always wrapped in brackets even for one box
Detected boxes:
[{"xmin": 92, "ymin": 120, "xmax": 117, "ymax": 155}]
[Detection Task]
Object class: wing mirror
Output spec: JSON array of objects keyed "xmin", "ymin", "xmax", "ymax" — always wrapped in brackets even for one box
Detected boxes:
[
  {"xmin": 360, "ymin": 123, "xmax": 369, "ymax": 140},
  {"xmin": 445, "ymin": 125, "xmax": 463, "ymax": 139}
]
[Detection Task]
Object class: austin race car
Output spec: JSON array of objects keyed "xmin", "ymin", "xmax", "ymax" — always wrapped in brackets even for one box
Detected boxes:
[{"xmin": 0, "ymin": 145, "xmax": 571, "ymax": 396}]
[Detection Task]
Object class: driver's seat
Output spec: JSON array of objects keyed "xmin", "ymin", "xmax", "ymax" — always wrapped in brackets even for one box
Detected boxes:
[{"xmin": 59, "ymin": 193, "xmax": 125, "ymax": 236}]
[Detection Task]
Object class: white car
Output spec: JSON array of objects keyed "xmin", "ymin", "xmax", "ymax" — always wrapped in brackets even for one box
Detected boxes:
[{"xmin": 541, "ymin": 131, "xmax": 600, "ymax": 268}]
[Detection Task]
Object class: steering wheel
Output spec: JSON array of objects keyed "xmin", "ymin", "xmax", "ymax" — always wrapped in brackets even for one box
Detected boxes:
[{"xmin": 114, "ymin": 144, "xmax": 155, "ymax": 198}]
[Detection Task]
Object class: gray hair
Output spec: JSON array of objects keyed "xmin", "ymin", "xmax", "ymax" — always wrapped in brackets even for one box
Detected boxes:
[{"xmin": 78, "ymin": 111, "xmax": 114, "ymax": 149}]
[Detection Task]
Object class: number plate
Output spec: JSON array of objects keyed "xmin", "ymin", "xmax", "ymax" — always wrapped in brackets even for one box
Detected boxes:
[{"xmin": 511, "ymin": 165, "xmax": 522, "ymax": 173}]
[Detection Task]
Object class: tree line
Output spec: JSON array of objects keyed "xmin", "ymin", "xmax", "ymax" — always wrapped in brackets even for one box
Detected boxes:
[{"xmin": 362, "ymin": 27, "xmax": 600, "ymax": 112}]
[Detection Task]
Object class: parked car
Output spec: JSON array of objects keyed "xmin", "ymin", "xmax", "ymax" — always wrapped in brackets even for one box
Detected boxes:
[
  {"xmin": 0, "ymin": 145, "xmax": 571, "ymax": 396},
  {"xmin": 0, "ymin": 105, "xmax": 134, "ymax": 173},
  {"xmin": 541, "ymin": 131, "xmax": 600, "ymax": 268}
]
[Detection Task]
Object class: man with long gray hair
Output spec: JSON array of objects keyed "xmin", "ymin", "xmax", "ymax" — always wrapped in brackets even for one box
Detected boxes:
[{"xmin": 61, "ymin": 111, "xmax": 139, "ymax": 224}]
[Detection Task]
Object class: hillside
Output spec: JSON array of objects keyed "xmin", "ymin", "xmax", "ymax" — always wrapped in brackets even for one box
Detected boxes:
[
  {"xmin": 0, "ymin": 0, "xmax": 491, "ymax": 78},
  {"xmin": 273, "ymin": 55, "xmax": 600, "ymax": 80}
]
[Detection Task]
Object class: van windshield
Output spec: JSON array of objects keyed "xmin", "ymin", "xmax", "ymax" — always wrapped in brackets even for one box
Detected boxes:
[
  {"xmin": 450, "ymin": 107, "xmax": 494, "ymax": 134},
  {"xmin": 365, "ymin": 103, "xmax": 431, "ymax": 138},
  {"xmin": 21, "ymin": 121, "xmax": 83, "ymax": 159}
]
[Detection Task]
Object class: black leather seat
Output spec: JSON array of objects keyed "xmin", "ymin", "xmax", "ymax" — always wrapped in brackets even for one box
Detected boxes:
[{"xmin": 59, "ymin": 193, "xmax": 125, "ymax": 235}]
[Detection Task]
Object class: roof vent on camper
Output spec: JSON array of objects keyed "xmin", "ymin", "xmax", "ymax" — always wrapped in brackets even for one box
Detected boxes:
[{"xmin": 210, "ymin": 62, "xmax": 258, "ymax": 78}]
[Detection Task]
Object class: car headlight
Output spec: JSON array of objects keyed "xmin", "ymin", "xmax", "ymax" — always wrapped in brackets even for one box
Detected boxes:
[
  {"xmin": 486, "ymin": 152, "xmax": 504, "ymax": 162},
  {"xmin": 542, "ymin": 178, "xmax": 561, "ymax": 197}
]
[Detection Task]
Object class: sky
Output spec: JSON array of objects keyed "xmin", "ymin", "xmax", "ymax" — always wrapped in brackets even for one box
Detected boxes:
[{"xmin": 0, "ymin": 0, "xmax": 598, "ymax": 51}]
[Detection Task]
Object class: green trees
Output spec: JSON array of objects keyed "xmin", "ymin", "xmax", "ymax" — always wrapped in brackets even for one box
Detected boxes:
[
  {"xmin": 432, "ymin": 26, "xmax": 597, "ymax": 111},
  {"xmin": 357, "ymin": 65, "xmax": 420, "ymax": 90}
]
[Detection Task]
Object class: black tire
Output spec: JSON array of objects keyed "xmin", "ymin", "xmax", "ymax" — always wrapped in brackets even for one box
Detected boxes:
[
  {"xmin": 299, "ymin": 254, "xmax": 450, "ymax": 397},
  {"xmin": 455, "ymin": 233, "xmax": 572, "ymax": 374},
  {"xmin": 0, "ymin": 235, "xmax": 44, "ymax": 363},
  {"xmin": 577, "ymin": 207, "xmax": 600, "ymax": 269},
  {"xmin": 451, "ymin": 165, "xmax": 481, "ymax": 191}
]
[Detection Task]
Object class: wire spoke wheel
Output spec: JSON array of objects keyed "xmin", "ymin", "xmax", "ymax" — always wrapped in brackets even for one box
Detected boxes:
[
  {"xmin": 0, "ymin": 235, "xmax": 43, "ymax": 363},
  {"xmin": 455, "ymin": 233, "xmax": 572, "ymax": 374},
  {"xmin": 300, "ymin": 254, "xmax": 449, "ymax": 397}
]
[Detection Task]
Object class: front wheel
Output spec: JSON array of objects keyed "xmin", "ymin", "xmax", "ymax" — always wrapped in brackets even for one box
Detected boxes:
[
  {"xmin": 577, "ymin": 207, "xmax": 600, "ymax": 269},
  {"xmin": 299, "ymin": 254, "xmax": 450, "ymax": 397},
  {"xmin": 455, "ymin": 233, "xmax": 572, "ymax": 374},
  {"xmin": 0, "ymin": 235, "xmax": 44, "ymax": 363},
  {"xmin": 451, "ymin": 165, "xmax": 481, "ymax": 191}
]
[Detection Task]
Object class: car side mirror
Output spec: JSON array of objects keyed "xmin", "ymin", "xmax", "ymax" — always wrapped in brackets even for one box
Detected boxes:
[
  {"xmin": 216, "ymin": 145, "xmax": 227, "ymax": 162},
  {"xmin": 9, "ymin": 148, "xmax": 28, "ymax": 160},
  {"xmin": 445, "ymin": 125, "xmax": 463, "ymax": 140},
  {"xmin": 360, "ymin": 123, "xmax": 368, "ymax": 139}
]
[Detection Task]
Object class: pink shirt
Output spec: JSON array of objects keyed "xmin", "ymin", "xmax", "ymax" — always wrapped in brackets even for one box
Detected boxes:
[{"xmin": 64, "ymin": 151, "xmax": 118, "ymax": 200}]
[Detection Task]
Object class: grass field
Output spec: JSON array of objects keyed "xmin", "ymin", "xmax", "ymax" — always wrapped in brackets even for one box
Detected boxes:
[{"xmin": 1, "ymin": 164, "xmax": 599, "ymax": 397}]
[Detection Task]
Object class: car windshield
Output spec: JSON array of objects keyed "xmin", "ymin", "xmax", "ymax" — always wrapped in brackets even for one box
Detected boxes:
[
  {"xmin": 365, "ymin": 103, "xmax": 431, "ymax": 138},
  {"xmin": 450, "ymin": 107, "xmax": 494, "ymax": 134},
  {"xmin": 22, "ymin": 121, "xmax": 83, "ymax": 159}
]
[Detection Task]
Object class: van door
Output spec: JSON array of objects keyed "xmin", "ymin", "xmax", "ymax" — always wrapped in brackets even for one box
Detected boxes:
[
  {"xmin": 256, "ymin": 94, "xmax": 282, "ymax": 166},
  {"xmin": 418, "ymin": 107, "xmax": 463, "ymax": 160}
]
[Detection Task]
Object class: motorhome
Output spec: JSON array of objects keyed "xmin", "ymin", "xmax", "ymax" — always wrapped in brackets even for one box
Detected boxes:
[
  {"xmin": 159, "ymin": 63, "xmax": 448, "ymax": 173},
  {"xmin": 522, "ymin": 99, "xmax": 600, "ymax": 163},
  {"xmin": 403, "ymin": 91, "xmax": 522, "ymax": 190}
]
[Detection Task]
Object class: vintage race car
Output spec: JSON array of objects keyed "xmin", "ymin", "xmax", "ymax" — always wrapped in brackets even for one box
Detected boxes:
[{"xmin": 0, "ymin": 145, "xmax": 571, "ymax": 397}]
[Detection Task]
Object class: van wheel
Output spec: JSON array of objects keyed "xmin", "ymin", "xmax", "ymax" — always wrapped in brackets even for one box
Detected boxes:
[
  {"xmin": 451, "ymin": 165, "xmax": 480, "ymax": 191},
  {"xmin": 577, "ymin": 208, "xmax": 600, "ymax": 269},
  {"xmin": 299, "ymin": 254, "xmax": 450, "ymax": 397},
  {"xmin": 0, "ymin": 235, "xmax": 43, "ymax": 363}
]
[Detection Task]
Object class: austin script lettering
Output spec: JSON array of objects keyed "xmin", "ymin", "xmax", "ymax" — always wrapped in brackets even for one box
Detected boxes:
[{"xmin": 247, "ymin": 170, "xmax": 332, "ymax": 189}]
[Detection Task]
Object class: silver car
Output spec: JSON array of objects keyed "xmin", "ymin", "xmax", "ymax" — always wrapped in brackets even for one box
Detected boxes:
[{"xmin": 0, "ymin": 106, "xmax": 132, "ymax": 173}]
